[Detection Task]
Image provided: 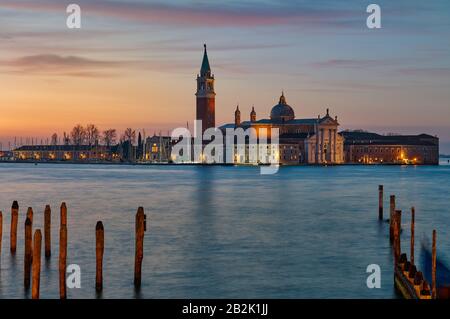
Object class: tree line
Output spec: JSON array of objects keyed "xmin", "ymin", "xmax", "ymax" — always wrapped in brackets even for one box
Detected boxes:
[{"xmin": 51, "ymin": 124, "xmax": 138, "ymax": 147}]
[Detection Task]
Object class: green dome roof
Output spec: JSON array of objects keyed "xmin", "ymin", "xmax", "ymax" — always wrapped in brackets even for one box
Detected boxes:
[{"xmin": 270, "ymin": 92, "xmax": 295, "ymax": 122}]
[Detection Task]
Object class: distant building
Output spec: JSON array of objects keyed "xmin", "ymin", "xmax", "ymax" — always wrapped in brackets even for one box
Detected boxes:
[
  {"xmin": 342, "ymin": 131, "xmax": 439, "ymax": 165},
  {"xmin": 0, "ymin": 150, "xmax": 13, "ymax": 161},
  {"xmin": 220, "ymin": 93, "xmax": 345, "ymax": 165},
  {"xmin": 13, "ymin": 145, "xmax": 120, "ymax": 162},
  {"xmin": 118, "ymin": 140, "xmax": 136, "ymax": 162},
  {"xmin": 144, "ymin": 135, "xmax": 173, "ymax": 162}
]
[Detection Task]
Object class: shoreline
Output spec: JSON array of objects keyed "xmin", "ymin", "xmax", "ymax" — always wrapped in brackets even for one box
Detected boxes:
[{"xmin": 0, "ymin": 160, "xmax": 443, "ymax": 167}]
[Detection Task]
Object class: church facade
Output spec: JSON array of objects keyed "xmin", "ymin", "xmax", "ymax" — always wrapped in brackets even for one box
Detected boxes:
[{"xmin": 221, "ymin": 93, "xmax": 345, "ymax": 165}]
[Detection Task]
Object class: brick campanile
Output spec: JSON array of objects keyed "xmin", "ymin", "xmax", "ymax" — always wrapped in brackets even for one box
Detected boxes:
[{"xmin": 196, "ymin": 44, "xmax": 216, "ymax": 135}]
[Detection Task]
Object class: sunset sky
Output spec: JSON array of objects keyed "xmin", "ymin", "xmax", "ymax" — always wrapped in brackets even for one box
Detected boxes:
[{"xmin": 1, "ymin": 0, "xmax": 450, "ymax": 151}]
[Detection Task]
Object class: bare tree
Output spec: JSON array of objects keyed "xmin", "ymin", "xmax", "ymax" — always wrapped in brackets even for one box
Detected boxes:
[
  {"xmin": 71, "ymin": 124, "xmax": 86, "ymax": 145},
  {"xmin": 51, "ymin": 133, "xmax": 58, "ymax": 146},
  {"xmin": 102, "ymin": 129, "xmax": 117, "ymax": 147},
  {"xmin": 123, "ymin": 128, "xmax": 136, "ymax": 145},
  {"xmin": 85, "ymin": 124, "xmax": 100, "ymax": 146}
]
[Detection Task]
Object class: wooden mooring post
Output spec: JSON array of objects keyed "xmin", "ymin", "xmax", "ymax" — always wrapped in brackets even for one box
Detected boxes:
[
  {"xmin": 27, "ymin": 207, "xmax": 34, "ymax": 225},
  {"xmin": 59, "ymin": 203, "xmax": 68, "ymax": 299},
  {"xmin": 393, "ymin": 210, "xmax": 401, "ymax": 265},
  {"xmin": 60, "ymin": 202, "xmax": 67, "ymax": 227},
  {"xmin": 32, "ymin": 230, "xmax": 42, "ymax": 299},
  {"xmin": 27, "ymin": 207, "xmax": 34, "ymax": 261},
  {"xmin": 422, "ymin": 282, "xmax": 432, "ymax": 298},
  {"xmin": 378, "ymin": 185, "xmax": 383, "ymax": 220},
  {"xmin": 96, "ymin": 221, "xmax": 104, "ymax": 292},
  {"xmin": 10, "ymin": 201, "xmax": 19, "ymax": 254},
  {"xmin": 134, "ymin": 207, "xmax": 145, "ymax": 288},
  {"xmin": 0, "ymin": 211, "xmax": 2, "ymax": 258},
  {"xmin": 395, "ymin": 210, "xmax": 402, "ymax": 262},
  {"xmin": 0, "ymin": 211, "xmax": 3, "ymax": 258},
  {"xmin": 432, "ymin": 229, "xmax": 437, "ymax": 299},
  {"xmin": 389, "ymin": 195, "xmax": 396, "ymax": 243},
  {"xmin": 44, "ymin": 205, "xmax": 51, "ymax": 258},
  {"xmin": 391, "ymin": 201, "xmax": 434, "ymax": 300},
  {"xmin": 410, "ymin": 207, "xmax": 415, "ymax": 265},
  {"xmin": 24, "ymin": 217, "xmax": 32, "ymax": 289}
]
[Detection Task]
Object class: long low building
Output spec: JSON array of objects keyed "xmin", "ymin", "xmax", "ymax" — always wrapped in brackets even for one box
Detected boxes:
[
  {"xmin": 12, "ymin": 145, "xmax": 120, "ymax": 162},
  {"xmin": 342, "ymin": 131, "xmax": 439, "ymax": 165}
]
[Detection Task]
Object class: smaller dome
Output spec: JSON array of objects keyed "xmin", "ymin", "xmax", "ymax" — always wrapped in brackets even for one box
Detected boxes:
[{"xmin": 270, "ymin": 92, "xmax": 295, "ymax": 122}]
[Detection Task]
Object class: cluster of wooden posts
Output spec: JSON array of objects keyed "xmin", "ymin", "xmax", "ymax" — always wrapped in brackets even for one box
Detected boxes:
[
  {"xmin": 378, "ymin": 185, "xmax": 437, "ymax": 299},
  {"xmin": 0, "ymin": 201, "xmax": 147, "ymax": 299}
]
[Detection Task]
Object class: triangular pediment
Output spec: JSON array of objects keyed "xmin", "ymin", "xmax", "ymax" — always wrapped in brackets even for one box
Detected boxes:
[{"xmin": 319, "ymin": 116, "xmax": 338, "ymax": 125}]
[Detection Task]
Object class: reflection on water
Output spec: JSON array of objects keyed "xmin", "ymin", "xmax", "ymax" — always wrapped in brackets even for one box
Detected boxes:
[{"xmin": 0, "ymin": 162, "xmax": 449, "ymax": 299}]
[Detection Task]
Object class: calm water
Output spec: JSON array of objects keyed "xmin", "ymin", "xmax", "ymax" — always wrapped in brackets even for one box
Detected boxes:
[{"xmin": 0, "ymin": 161, "xmax": 449, "ymax": 299}]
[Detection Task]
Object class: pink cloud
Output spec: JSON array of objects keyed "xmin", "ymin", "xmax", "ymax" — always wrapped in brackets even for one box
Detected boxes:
[
  {"xmin": 1, "ymin": 0, "xmax": 356, "ymax": 28},
  {"xmin": 312, "ymin": 59, "xmax": 396, "ymax": 69},
  {"xmin": 0, "ymin": 54, "xmax": 126, "ymax": 77},
  {"xmin": 395, "ymin": 67, "xmax": 450, "ymax": 77},
  {"xmin": 0, "ymin": 53, "xmax": 211, "ymax": 77}
]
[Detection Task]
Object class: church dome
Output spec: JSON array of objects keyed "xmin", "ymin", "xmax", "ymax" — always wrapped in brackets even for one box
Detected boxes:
[{"xmin": 270, "ymin": 92, "xmax": 295, "ymax": 122}]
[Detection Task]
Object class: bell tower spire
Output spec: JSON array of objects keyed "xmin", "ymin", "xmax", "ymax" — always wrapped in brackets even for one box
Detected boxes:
[
  {"xmin": 196, "ymin": 44, "xmax": 216, "ymax": 134},
  {"xmin": 250, "ymin": 106, "xmax": 256, "ymax": 122},
  {"xmin": 200, "ymin": 44, "xmax": 211, "ymax": 77},
  {"xmin": 235, "ymin": 105, "xmax": 241, "ymax": 126}
]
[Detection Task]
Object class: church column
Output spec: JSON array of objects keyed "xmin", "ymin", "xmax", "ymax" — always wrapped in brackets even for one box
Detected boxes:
[
  {"xmin": 315, "ymin": 125, "xmax": 319, "ymax": 163},
  {"xmin": 328, "ymin": 129, "xmax": 332, "ymax": 162},
  {"xmin": 333, "ymin": 129, "xmax": 337, "ymax": 163},
  {"xmin": 320, "ymin": 128, "xmax": 324, "ymax": 163}
]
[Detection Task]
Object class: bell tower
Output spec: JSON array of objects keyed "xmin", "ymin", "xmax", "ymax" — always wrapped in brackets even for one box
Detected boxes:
[
  {"xmin": 196, "ymin": 44, "xmax": 216, "ymax": 135},
  {"xmin": 250, "ymin": 106, "xmax": 256, "ymax": 122},
  {"xmin": 235, "ymin": 105, "xmax": 241, "ymax": 126}
]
